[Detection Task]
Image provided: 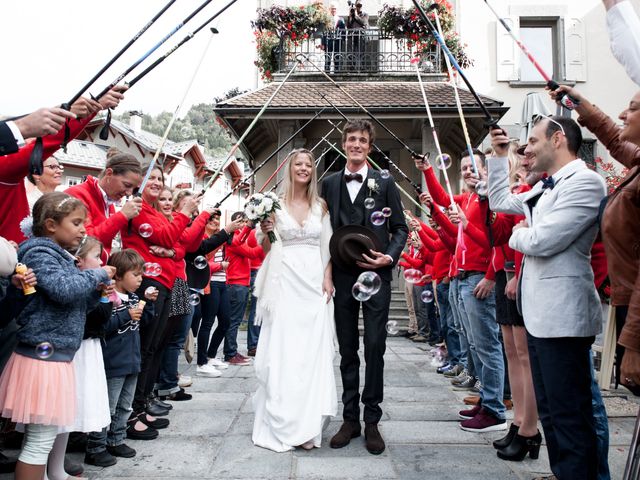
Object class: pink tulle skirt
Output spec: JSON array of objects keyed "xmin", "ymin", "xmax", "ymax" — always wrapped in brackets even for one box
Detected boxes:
[{"xmin": 0, "ymin": 352, "xmax": 76, "ymax": 426}]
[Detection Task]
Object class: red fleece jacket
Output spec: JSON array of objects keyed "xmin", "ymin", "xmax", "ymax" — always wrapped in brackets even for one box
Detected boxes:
[{"xmin": 0, "ymin": 115, "xmax": 94, "ymax": 243}]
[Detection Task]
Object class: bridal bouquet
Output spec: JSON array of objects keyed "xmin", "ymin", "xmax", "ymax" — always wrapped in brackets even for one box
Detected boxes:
[{"xmin": 244, "ymin": 192, "xmax": 281, "ymax": 243}]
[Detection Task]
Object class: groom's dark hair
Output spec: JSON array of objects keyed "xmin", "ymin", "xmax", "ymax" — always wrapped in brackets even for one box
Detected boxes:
[{"xmin": 342, "ymin": 119, "xmax": 376, "ymax": 145}]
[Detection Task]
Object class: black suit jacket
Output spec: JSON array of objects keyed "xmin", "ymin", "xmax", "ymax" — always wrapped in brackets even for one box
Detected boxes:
[
  {"xmin": 0, "ymin": 122, "xmax": 19, "ymax": 156},
  {"xmin": 321, "ymin": 168, "xmax": 408, "ymax": 280}
]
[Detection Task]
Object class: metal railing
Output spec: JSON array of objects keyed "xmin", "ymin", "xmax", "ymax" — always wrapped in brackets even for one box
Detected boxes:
[{"xmin": 277, "ymin": 28, "xmax": 442, "ymax": 75}]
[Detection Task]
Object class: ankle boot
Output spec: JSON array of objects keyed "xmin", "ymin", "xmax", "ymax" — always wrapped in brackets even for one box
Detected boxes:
[
  {"xmin": 497, "ymin": 431, "xmax": 542, "ymax": 461},
  {"xmin": 492, "ymin": 423, "xmax": 519, "ymax": 449}
]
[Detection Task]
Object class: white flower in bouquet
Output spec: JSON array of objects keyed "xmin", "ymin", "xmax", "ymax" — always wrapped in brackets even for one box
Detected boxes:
[
  {"xmin": 265, "ymin": 191, "xmax": 279, "ymax": 202},
  {"xmin": 255, "ymin": 202, "xmax": 267, "ymax": 217},
  {"xmin": 262, "ymin": 198, "xmax": 274, "ymax": 211},
  {"xmin": 245, "ymin": 204, "xmax": 257, "ymax": 220}
]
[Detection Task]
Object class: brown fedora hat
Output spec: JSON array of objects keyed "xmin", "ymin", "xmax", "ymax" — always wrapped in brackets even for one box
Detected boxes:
[{"xmin": 329, "ymin": 225, "xmax": 382, "ymax": 273}]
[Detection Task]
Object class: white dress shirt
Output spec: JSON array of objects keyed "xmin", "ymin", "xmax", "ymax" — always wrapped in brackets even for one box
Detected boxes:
[{"xmin": 344, "ymin": 164, "xmax": 368, "ymax": 203}]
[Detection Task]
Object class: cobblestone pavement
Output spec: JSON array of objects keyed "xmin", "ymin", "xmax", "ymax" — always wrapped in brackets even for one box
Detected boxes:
[{"xmin": 1, "ymin": 332, "xmax": 636, "ymax": 479}]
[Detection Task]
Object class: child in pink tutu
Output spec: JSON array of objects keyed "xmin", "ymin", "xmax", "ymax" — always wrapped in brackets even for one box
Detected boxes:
[
  {"xmin": 0, "ymin": 192, "xmax": 114, "ymax": 480},
  {"xmin": 43, "ymin": 236, "xmax": 115, "ymax": 480}
]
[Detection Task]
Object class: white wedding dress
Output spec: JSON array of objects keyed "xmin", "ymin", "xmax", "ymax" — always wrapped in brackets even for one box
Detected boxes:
[{"xmin": 252, "ymin": 201, "xmax": 337, "ymax": 452}]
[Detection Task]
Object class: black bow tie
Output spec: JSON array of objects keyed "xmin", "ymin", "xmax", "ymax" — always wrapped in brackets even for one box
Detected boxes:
[
  {"xmin": 541, "ymin": 176, "xmax": 555, "ymax": 190},
  {"xmin": 345, "ymin": 173, "xmax": 363, "ymax": 183}
]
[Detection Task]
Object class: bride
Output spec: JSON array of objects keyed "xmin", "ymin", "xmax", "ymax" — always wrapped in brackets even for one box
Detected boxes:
[{"xmin": 252, "ymin": 148, "xmax": 337, "ymax": 452}]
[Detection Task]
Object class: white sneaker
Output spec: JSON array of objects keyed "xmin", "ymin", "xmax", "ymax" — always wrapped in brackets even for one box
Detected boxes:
[
  {"xmin": 207, "ymin": 358, "xmax": 229, "ymax": 370},
  {"xmin": 196, "ymin": 364, "xmax": 222, "ymax": 377},
  {"xmin": 178, "ymin": 375, "xmax": 193, "ymax": 388}
]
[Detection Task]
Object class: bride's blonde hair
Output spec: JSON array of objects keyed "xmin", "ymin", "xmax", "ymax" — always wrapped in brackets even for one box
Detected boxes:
[{"xmin": 278, "ymin": 148, "xmax": 325, "ymax": 211}]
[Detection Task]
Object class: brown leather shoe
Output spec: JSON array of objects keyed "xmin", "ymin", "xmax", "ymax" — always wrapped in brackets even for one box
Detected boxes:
[
  {"xmin": 364, "ymin": 423, "xmax": 385, "ymax": 455},
  {"xmin": 330, "ymin": 421, "xmax": 361, "ymax": 449},
  {"xmin": 463, "ymin": 395, "xmax": 481, "ymax": 405}
]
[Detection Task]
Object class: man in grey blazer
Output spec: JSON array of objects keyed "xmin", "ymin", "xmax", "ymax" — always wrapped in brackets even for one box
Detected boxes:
[{"xmin": 487, "ymin": 117, "xmax": 606, "ymax": 480}]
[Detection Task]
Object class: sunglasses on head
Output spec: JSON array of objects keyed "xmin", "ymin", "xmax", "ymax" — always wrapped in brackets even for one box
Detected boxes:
[{"xmin": 532, "ymin": 114, "xmax": 566, "ymax": 137}]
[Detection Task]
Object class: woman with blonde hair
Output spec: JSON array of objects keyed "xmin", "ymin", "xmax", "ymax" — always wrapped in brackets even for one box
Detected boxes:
[{"xmin": 251, "ymin": 148, "xmax": 337, "ymax": 452}]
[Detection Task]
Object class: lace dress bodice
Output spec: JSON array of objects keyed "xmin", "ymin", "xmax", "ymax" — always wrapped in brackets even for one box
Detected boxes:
[{"xmin": 274, "ymin": 203, "xmax": 323, "ymax": 247}]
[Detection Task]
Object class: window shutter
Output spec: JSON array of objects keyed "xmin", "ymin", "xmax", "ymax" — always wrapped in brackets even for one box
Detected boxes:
[
  {"xmin": 496, "ymin": 17, "xmax": 520, "ymax": 81},
  {"xmin": 564, "ymin": 17, "xmax": 586, "ymax": 82}
]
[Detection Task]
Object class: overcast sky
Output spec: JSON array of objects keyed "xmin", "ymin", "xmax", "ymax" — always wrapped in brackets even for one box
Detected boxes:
[{"xmin": 1, "ymin": 0, "xmax": 257, "ymax": 117}]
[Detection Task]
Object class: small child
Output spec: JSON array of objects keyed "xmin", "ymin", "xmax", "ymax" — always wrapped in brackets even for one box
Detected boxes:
[
  {"xmin": 85, "ymin": 248, "xmax": 158, "ymax": 467},
  {"xmin": 0, "ymin": 192, "xmax": 113, "ymax": 480}
]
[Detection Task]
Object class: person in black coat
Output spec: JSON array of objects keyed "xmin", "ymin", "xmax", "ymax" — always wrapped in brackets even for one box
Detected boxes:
[{"xmin": 320, "ymin": 119, "xmax": 408, "ymax": 455}]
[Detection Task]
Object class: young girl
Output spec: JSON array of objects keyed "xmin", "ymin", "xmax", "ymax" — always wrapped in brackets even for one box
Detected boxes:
[
  {"xmin": 0, "ymin": 192, "xmax": 114, "ymax": 480},
  {"xmin": 44, "ymin": 236, "xmax": 114, "ymax": 480}
]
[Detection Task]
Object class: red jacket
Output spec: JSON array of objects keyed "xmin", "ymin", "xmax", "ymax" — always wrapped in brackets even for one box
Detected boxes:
[
  {"xmin": 172, "ymin": 211, "xmax": 210, "ymax": 281},
  {"xmin": 226, "ymin": 226, "xmax": 264, "ymax": 286},
  {"xmin": 66, "ymin": 175, "xmax": 129, "ymax": 256},
  {"xmin": 246, "ymin": 229, "xmax": 263, "ymax": 271},
  {"xmin": 423, "ymin": 167, "xmax": 491, "ymax": 273},
  {"xmin": 400, "ymin": 246, "xmax": 432, "ymax": 286},
  {"xmin": 415, "ymin": 222, "xmax": 451, "ymax": 283},
  {"xmin": 0, "ymin": 115, "xmax": 94, "ymax": 243},
  {"xmin": 120, "ymin": 201, "xmax": 190, "ymax": 289}
]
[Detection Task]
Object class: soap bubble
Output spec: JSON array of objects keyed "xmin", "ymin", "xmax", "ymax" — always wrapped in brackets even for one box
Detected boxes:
[
  {"xmin": 193, "ymin": 256, "xmax": 208, "ymax": 269},
  {"xmin": 381, "ymin": 207, "xmax": 392, "ymax": 218},
  {"xmin": 430, "ymin": 345, "xmax": 447, "ymax": 367},
  {"xmin": 352, "ymin": 282, "xmax": 372, "ymax": 302},
  {"xmin": 364, "ymin": 197, "xmax": 375, "ymax": 210},
  {"xmin": 35, "ymin": 342, "xmax": 54, "ymax": 359},
  {"xmin": 370, "ymin": 211, "xmax": 385, "ymax": 226},
  {"xmin": 138, "ymin": 223, "xmax": 153, "ymax": 238},
  {"xmin": 386, "ymin": 321, "xmax": 399, "ymax": 335},
  {"xmin": 421, "ymin": 289, "xmax": 434, "ymax": 303},
  {"xmin": 435, "ymin": 153, "xmax": 452, "ymax": 170},
  {"xmin": 403, "ymin": 268, "xmax": 422, "ymax": 284},
  {"xmin": 144, "ymin": 286, "xmax": 157, "ymax": 297},
  {"xmin": 357, "ymin": 271, "xmax": 382, "ymax": 295},
  {"xmin": 380, "ymin": 169, "xmax": 390, "ymax": 179},
  {"xmin": 189, "ymin": 293, "xmax": 201, "ymax": 306},
  {"xmin": 143, "ymin": 262, "xmax": 162, "ymax": 277}
]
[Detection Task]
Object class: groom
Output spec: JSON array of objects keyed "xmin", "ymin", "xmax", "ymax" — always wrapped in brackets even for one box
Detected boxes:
[{"xmin": 321, "ymin": 120, "xmax": 408, "ymax": 454}]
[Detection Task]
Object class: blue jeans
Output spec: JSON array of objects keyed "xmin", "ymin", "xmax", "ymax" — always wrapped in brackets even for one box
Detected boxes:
[
  {"xmin": 156, "ymin": 309, "xmax": 193, "ymax": 396},
  {"xmin": 449, "ymin": 277, "xmax": 472, "ymax": 374},
  {"xmin": 591, "ymin": 353, "xmax": 611, "ymax": 480},
  {"xmin": 437, "ymin": 281, "xmax": 462, "ymax": 365},
  {"xmin": 87, "ymin": 373, "xmax": 138, "ymax": 453},
  {"xmin": 225, "ymin": 284, "xmax": 249, "ymax": 360},
  {"xmin": 247, "ymin": 269, "xmax": 261, "ymax": 350},
  {"xmin": 458, "ymin": 273, "xmax": 505, "ymax": 419}
]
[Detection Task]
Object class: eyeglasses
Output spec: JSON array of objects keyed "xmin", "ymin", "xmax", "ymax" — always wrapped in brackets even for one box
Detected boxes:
[
  {"xmin": 44, "ymin": 164, "xmax": 64, "ymax": 171},
  {"xmin": 532, "ymin": 114, "xmax": 566, "ymax": 137}
]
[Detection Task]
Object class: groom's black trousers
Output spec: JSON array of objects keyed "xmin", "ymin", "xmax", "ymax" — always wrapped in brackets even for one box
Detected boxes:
[{"xmin": 333, "ymin": 269, "xmax": 391, "ymax": 424}]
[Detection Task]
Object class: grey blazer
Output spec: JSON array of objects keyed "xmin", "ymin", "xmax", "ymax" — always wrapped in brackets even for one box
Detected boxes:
[{"xmin": 487, "ymin": 157, "xmax": 606, "ymax": 338}]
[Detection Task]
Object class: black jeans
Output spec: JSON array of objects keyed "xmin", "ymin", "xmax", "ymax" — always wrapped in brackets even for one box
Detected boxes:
[
  {"xmin": 527, "ymin": 333, "xmax": 597, "ymax": 480},
  {"xmin": 196, "ymin": 281, "xmax": 231, "ymax": 366},
  {"xmin": 132, "ymin": 279, "xmax": 171, "ymax": 413},
  {"xmin": 333, "ymin": 269, "xmax": 391, "ymax": 424}
]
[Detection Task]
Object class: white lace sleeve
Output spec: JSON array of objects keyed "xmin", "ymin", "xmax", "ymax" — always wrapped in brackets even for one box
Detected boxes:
[{"xmin": 320, "ymin": 210, "xmax": 333, "ymax": 269}]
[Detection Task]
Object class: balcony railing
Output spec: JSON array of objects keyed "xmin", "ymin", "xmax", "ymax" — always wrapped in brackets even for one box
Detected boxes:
[{"xmin": 277, "ymin": 28, "xmax": 443, "ymax": 75}]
